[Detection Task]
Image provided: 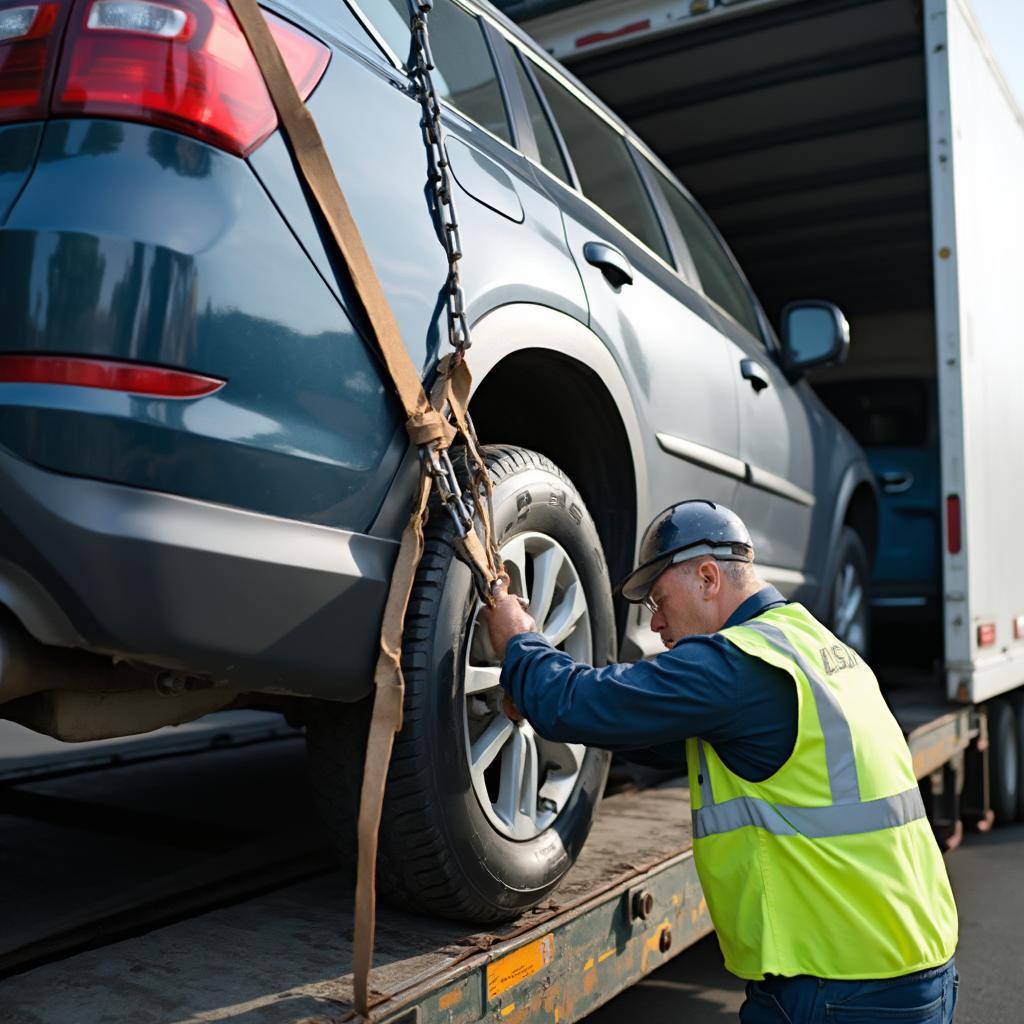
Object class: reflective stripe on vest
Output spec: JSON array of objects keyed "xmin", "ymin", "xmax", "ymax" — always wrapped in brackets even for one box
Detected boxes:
[
  {"xmin": 693, "ymin": 620, "xmax": 925, "ymax": 840},
  {"xmin": 745, "ymin": 620, "xmax": 859, "ymax": 804}
]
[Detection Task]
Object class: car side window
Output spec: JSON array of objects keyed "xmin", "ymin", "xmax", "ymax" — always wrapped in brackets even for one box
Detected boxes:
[
  {"xmin": 353, "ymin": 0, "xmax": 512, "ymax": 144},
  {"xmin": 651, "ymin": 166, "xmax": 762, "ymax": 338},
  {"xmin": 528, "ymin": 59, "xmax": 672, "ymax": 263},
  {"xmin": 507, "ymin": 49, "xmax": 572, "ymax": 185}
]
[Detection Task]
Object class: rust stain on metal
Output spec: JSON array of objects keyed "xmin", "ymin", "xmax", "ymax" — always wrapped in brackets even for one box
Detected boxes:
[
  {"xmin": 438, "ymin": 989, "xmax": 462, "ymax": 1010},
  {"xmin": 640, "ymin": 919, "xmax": 672, "ymax": 973}
]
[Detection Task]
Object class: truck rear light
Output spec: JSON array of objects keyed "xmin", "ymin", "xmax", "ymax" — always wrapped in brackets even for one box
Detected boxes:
[
  {"xmin": 946, "ymin": 494, "xmax": 961, "ymax": 554},
  {"xmin": 0, "ymin": 1, "xmax": 64, "ymax": 122},
  {"xmin": 977, "ymin": 623, "xmax": 996, "ymax": 647},
  {"xmin": 0, "ymin": 354, "xmax": 224, "ymax": 396},
  {"xmin": 52, "ymin": 0, "xmax": 329, "ymax": 155}
]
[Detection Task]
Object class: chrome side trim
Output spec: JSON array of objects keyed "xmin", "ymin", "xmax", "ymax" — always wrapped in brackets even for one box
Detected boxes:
[
  {"xmin": 746, "ymin": 464, "xmax": 817, "ymax": 508},
  {"xmin": 655, "ymin": 432, "xmax": 746, "ymax": 481},
  {"xmin": 656, "ymin": 433, "xmax": 814, "ymax": 507}
]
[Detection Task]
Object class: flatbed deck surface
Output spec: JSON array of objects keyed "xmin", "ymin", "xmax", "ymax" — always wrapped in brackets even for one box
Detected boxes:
[{"xmin": 2, "ymin": 782, "xmax": 695, "ymax": 1024}]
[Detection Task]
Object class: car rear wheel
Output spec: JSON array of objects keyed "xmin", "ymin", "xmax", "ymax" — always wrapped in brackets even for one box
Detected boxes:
[{"xmin": 306, "ymin": 445, "xmax": 613, "ymax": 923}]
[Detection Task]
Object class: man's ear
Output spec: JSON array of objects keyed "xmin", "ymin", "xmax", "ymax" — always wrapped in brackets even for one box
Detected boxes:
[{"xmin": 699, "ymin": 558, "xmax": 721, "ymax": 597}]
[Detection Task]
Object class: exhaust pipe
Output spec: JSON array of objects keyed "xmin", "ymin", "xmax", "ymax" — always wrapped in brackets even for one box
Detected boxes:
[
  {"xmin": 0, "ymin": 612, "xmax": 246, "ymax": 740},
  {"xmin": 0, "ymin": 610, "xmax": 157, "ymax": 705}
]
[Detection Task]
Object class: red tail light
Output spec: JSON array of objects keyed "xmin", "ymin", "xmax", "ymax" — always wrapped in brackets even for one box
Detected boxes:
[
  {"xmin": 0, "ymin": 0, "xmax": 329, "ymax": 155},
  {"xmin": 0, "ymin": 354, "xmax": 224, "ymax": 396},
  {"xmin": 0, "ymin": 1, "xmax": 66, "ymax": 121},
  {"xmin": 977, "ymin": 623, "xmax": 996, "ymax": 648},
  {"xmin": 946, "ymin": 494, "xmax": 961, "ymax": 554}
]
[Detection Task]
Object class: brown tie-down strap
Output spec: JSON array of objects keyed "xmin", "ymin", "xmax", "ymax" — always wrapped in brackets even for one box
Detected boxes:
[{"xmin": 224, "ymin": 0, "xmax": 499, "ymax": 1016}]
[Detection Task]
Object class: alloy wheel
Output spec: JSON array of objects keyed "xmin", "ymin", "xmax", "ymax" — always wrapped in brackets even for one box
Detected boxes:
[{"xmin": 463, "ymin": 532, "xmax": 591, "ymax": 841}]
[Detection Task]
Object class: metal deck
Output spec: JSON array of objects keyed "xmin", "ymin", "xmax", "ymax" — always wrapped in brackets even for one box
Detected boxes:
[{"xmin": 1, "ymin": 781, "xmax": 707, "ymax": 1024}]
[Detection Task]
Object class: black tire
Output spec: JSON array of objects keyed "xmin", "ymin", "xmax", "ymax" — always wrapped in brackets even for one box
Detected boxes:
[
  {"xmin": 988, "ymin": 697, "xmax": 1020, "ymax": 825},
  {"xmin": 307, "ymin": 446, "xmax": 614, "ymax": 923},
  {"xmin": 1012, "ymin": 692, "xmax": 1024, "ymax": 823},
  {"xmin": 827, "ymin": 526, "xmax": 872, "ymax": 658}
]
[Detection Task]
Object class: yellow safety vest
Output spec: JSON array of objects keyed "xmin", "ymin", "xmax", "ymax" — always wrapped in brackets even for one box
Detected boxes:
[{"xmin": 685, "ymin": 603, "xmax": 958, "ymax": 981}]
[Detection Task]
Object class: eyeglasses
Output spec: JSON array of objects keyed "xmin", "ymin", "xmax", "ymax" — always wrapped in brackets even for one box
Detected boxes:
[{"xmin": 642, "ymin": 594, "xmax": 659, "ymax": 615}]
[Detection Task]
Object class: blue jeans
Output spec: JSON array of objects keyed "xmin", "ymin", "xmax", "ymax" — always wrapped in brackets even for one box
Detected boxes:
[{"xmin": 739, "ymin": 959, "xmax": 958, "ymax": 1023}]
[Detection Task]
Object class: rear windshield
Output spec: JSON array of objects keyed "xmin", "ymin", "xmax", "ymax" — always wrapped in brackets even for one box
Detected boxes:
[{"xmin": 814, "ymin": 379, "xmax": 931, "ymax": 447}]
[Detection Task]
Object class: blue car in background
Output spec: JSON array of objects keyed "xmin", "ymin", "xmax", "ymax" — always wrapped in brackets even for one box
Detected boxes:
[
  {"xmin": 0, "ymin": 0, "xmax": 876, "ymax": 921},
  {"xmin": 815, "ymin": 378, "xmax": 941, "ymax": 660}
]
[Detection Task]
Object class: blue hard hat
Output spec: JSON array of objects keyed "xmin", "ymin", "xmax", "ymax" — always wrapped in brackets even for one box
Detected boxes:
[{"xmin": 617, "ymin": 500, "xmax": 754, "ymax": 603}]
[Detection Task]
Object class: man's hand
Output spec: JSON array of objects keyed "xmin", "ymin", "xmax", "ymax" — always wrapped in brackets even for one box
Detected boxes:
[
  {"xmin": 481, "ymin": 571, "xmax": 537, "ymax": 662},
  {"xmin": 502, "ymin": 692, "xmax": 525, "ymax": 723}
]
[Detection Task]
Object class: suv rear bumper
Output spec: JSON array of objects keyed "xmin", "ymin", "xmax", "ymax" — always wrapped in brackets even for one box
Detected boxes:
[{"xmin": 0, "ymin": 443, "xmax": 396, "ymax": 700}]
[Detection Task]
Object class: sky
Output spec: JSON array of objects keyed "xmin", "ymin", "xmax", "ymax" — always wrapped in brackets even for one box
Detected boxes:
[{"xmin": 969, "ymin": 0, "xmax": 1024, "ymax": 108}]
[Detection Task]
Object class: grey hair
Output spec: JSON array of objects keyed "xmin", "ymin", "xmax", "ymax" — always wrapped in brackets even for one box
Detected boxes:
[{"xmin": 674, "ymin": 555, "xmax": 760, "ymax": 589}]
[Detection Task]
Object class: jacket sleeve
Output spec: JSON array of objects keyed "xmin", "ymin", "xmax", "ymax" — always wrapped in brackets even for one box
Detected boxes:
[{"xmin": 500, "ymin": 632, "xmax": 742, "ymax": 750}]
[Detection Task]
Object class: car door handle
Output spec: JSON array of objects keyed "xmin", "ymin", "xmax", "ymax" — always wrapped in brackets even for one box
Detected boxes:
[
  {"xmin": 740, "ymin": 358, "xmax": 770, "ymax": 392},
  {"xmin": 583, "ymin": 241, "xmax": 633, "ymax": 288},
  {"xmin": 880, "ymin": 471, "xmax": 914, "ymax": 494}
]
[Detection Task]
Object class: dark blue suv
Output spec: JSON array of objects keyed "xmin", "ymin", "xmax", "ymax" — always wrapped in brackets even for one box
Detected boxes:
[{"xmin": 0, "ymin": 0, "xmax": 876, "ymax": 921}]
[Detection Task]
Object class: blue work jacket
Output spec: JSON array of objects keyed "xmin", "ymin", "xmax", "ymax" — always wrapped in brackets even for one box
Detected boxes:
[{"xmin": 500, "ymin": 585, "xmax": 797, "ymax": 780}]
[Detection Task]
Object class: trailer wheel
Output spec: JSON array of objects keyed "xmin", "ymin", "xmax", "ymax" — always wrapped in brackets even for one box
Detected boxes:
[
  {"xmin": 987, "ymin": 698, "xmax": 1019, "ymax": 825},
  {"xmin": 827, "ymin": 527, "xmax": 871, "ymax": 656},
  {"xmin": 307, "ymin": 446, "xmax": 613, "ymax": 923},
  {"xmin": 1011, "ymin": 693, "xmax": 1024, "ymax": 822}
]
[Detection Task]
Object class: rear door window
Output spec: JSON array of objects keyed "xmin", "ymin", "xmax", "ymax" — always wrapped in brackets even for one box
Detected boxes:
[
  {"xmin": 528, "ymin": 59, "xmax": 671, "ymax": 263},
  {"xmin": 651, "ymin": 167, "xmax": 762, "ymax": 338},
  {"xmin": 507, "ymin": 49, "xmax": 572, "ymax": 185},
  {"xmin": 353, "ymin": 0, "xmax": 511, "ymax": 143}
]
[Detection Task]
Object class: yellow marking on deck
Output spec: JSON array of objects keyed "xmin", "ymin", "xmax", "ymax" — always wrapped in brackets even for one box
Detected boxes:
[
  {"xmin": 598, "ymin": 948, "xmax": 615, "ymax": 963},
  {"xmin": 583, "ymin": 957, "xmax": 594, "ymax": 971},
  {"xmin": 486, "ymin": 934, "xmax": 555, "ymax": 1001},
  {"xmin": 671, "ymin": 894, "xmax": 681, "ymax": 906},
  {"xmin": 438, "ymin": 989, "xmax": 462, "ymax": 1010},
  {"xmin": 501, "ymin": 1003, "xmax": 516, "ymax": 1017}
]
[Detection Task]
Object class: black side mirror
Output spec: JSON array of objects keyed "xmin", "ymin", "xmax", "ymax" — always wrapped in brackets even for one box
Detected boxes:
[{"xmin": 780, "ymin": 301, "xmax": 850, "ymax": 377}]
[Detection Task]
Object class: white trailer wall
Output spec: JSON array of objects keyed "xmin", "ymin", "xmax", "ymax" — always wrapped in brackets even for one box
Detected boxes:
[{"xmin": 927, "ymin": 0, "xmax": 1024, "ymax": 701}]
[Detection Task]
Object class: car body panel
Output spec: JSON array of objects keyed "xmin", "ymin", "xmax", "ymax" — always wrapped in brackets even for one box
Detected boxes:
[
  {"xmin": 0, "ymin": 120, "xmax": 404, "ymax": 531},
  {"xmin": 556, "ymin": 186, "xmax": 742, "ymax": 505},
  {"xmin": 0, "ymin": 439, "xmax": 395, "ymax": 696},
  {"xmin": 0, "ymin": 125, "xmax": 41, "ymax": 225}
]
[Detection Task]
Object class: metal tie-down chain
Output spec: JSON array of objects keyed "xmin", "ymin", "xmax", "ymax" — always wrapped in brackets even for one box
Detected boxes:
[{"xmin": 408, "ymin": 0, "xmax": 497, "ymax": 599}]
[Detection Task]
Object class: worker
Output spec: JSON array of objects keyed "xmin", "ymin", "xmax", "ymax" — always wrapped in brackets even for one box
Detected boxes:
[{"xmin": 482, "ymin": 499, "xmax": 959, "ymax": 1024}]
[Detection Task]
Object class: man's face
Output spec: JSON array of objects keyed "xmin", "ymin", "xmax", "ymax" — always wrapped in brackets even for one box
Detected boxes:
[{"xmin": 648, "ymin": 559, "xmax": 718, "ymax": 648}]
